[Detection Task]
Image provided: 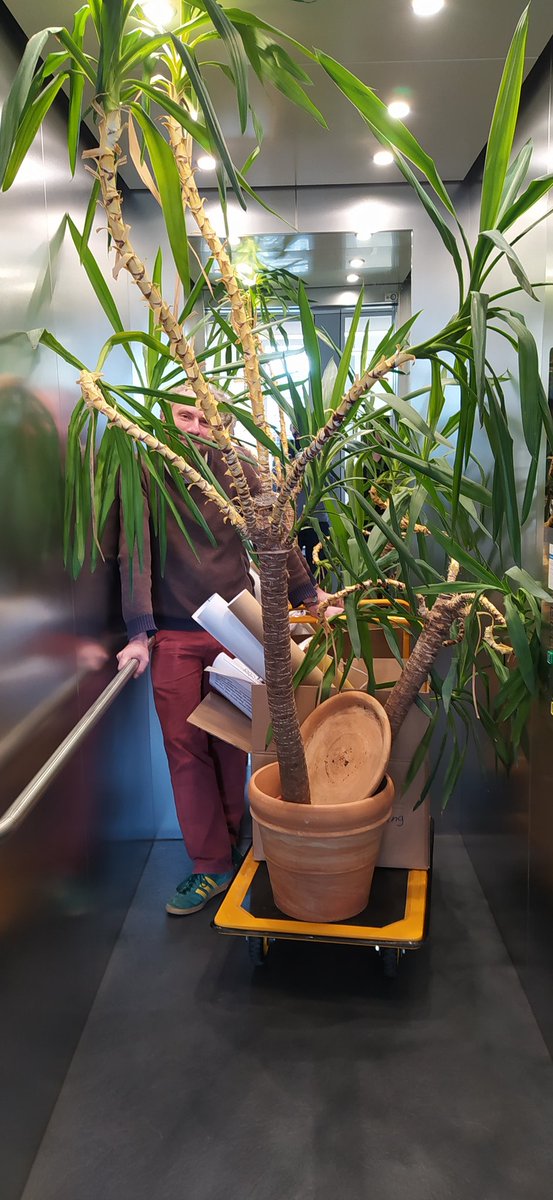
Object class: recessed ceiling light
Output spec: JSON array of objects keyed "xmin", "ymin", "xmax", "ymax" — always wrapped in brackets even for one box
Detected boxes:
[
  {"xmin": 412, "ymin": 0, "xmax": 444, "ymax": 16},
  {"xmin": 346, "ymin": 273, "xmax": 360, "ymax": 284},
  {"xmin": 373, "ymin": 150, "xmax": 394, "ymax": 166},
  {"xmin": 197, "ymin": 154, "xmax": 216, "ymax": 171},
  {"xmin": 388, "ymin": 99, "xmax": 410, "ymax": 120},
  {"xmin": 141, "ymin": 1, "xmax": 176, "ymax": 28},
  {"xmin": 349, "ymin": 257, "xmax": 365, "ymax": 267}
]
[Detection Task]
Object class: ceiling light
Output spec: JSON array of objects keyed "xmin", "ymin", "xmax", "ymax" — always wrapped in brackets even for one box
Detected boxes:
[
  {"xmin": 229, "ymin": 235, "xmax": 241, "ymax": 248},
  {"xmin": 197, "ymin": 154, "xmax": 216, "ymax": 171},
  {"xmin": 349, "ymin": 257, "xmax": 365, "ymax": 267},
  {"xmin": 141, "ymin": 1, "xmax": 176, "ymax": 28},
  {"xmin": 351, "ymin": 199, "xmax": 391, "ymax": 239},
  {"xmin": 346, "ymin": 273, "xmax": 360, "ymax": 284},
  {"xmin": 388, "ymin": 99, "xmax": 410, "ymax": 119},
  {"xmin": 373, "ymin": 150, "xmax": 394, "ymax": 166},
  {"xmin": 412, "ymin": 0, "xmax": 445, "ymax": 15}
]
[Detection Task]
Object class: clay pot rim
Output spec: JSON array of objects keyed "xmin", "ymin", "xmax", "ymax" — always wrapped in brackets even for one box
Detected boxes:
[{"xmin": 249, "ymin": 763, "xmax": 394, "ymax": 833}]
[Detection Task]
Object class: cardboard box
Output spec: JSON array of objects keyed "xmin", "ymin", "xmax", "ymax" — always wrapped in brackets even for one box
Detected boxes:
[{"xmin": 188, "ymin": 640, "xmax": 431, "ymax": 871}]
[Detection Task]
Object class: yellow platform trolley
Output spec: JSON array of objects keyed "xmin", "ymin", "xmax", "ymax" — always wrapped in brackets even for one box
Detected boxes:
[{"xmin": 214, "ymin": 600, "xmax": 432, "ymax": 979}]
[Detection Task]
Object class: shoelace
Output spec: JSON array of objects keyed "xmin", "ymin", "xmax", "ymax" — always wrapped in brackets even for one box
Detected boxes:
[{"xmin": 178, "ymin": 873, "xmax": 205, "ymax": 896}]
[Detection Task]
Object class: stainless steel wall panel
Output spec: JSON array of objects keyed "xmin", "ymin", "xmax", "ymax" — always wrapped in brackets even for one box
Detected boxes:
[
  {"xmin": 459, "ymin": 47, "xmax": 553, "ymax": 1056},
  {"xmin": 0, "ymin": 12, "xmax": 155, "ymax": 1197}
]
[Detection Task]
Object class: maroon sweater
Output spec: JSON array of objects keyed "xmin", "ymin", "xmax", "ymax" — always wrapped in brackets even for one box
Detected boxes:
[{"xmin": 119, "ymin": 447, "xmax": 317, "ymax": 637}]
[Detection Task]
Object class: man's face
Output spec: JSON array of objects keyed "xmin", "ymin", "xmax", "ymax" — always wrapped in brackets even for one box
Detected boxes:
[{"xmin": 169, "ymin": 394, "xmax": 211, "ymax": 439}]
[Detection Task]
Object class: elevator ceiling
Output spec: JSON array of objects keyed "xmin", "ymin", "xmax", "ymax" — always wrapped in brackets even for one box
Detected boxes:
[{"xmin": 3, "ymin": 1, "xmax": 553, "ymax": 187}]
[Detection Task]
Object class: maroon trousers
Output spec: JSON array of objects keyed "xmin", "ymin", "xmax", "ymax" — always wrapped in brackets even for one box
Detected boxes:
[{"xmin": 151, "ymin": 630, "xmax": 247, "ymax": 874}]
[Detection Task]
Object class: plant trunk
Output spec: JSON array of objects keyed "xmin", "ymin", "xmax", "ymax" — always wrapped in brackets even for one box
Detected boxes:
[
  {"xmin": 258, "ymin": 548, "xmax": 311, "ymax": 805},
  {"xmin": 385, "ymin": 594, "xmax": 466, "ymax": 738}
]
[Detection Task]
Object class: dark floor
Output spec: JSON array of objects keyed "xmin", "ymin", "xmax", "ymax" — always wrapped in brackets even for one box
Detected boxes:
[
  {"xmin": 0, "ymin": 839, "xmax": 151, "ymax": 1200},
  {"xmin": 21, "ymin": 837, "xmax": 553, "ymax": 1200}
]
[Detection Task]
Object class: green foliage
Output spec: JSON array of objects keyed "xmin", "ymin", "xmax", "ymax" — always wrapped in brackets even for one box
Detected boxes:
[{"xmin": 1, "ymin": 1, "xmax": 551, "ymax": 805}]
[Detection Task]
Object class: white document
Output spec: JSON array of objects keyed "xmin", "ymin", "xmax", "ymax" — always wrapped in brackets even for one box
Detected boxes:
[
  {"xmin": 192, "ymin": 593, "xmax": 266, "ymax": 680},
  {"xmin": 206, "ymin": 652, "xmax": 261, "ymax": 719}
]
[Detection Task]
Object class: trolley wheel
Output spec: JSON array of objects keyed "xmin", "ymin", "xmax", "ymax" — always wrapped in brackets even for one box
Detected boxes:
[
  {"xmin": 247, "ymin": 936, "xmax": 271, "ymax": 967},
  {"xmin": 378, "ymin": 947, "xmax": 402, "ymax": 978}
]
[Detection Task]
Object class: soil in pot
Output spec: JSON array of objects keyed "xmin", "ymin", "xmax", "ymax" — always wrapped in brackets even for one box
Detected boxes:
[{"xmin": 249, "ymin": 762, "xmax": 394, "ymax": 922}]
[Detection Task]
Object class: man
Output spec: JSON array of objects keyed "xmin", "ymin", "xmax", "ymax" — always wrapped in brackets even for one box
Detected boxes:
[{"xmin": 117, "ymin": 388, "xmax": 338, "ymax": 916}]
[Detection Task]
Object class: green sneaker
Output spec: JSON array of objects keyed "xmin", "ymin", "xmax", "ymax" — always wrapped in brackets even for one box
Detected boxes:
[{"xmin": 165, "ymin": 871, "xmax": 233, "ymax": 916}]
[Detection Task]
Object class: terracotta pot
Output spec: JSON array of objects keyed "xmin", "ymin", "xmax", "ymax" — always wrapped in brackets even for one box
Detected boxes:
[
  {"xmin": 301, "ymin": 690, "xmax": 391, "ymax": 806},
  {"xmin": 249, "ymin": 762, "xmax": 394, "ymax": 922}
]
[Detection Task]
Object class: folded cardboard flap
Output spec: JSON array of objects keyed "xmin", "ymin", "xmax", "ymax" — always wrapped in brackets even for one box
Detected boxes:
[{"xmin": 187, "ymin": 691, "xmax": 252, "ymax": 754}]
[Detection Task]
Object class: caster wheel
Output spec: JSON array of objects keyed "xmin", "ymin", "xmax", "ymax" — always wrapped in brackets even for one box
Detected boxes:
[
  {"xmin": 247, "ymin": 936, "xmax": 271, "ymax": 967},
  {"xmin": 379, "ymin": 947, "xmax": 402, "ymax": 978}
]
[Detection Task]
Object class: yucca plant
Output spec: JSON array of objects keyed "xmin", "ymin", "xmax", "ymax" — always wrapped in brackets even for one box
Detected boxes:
[{"xmin": 0, "ymin": 2, "xmax": 551, "ymax": 808}]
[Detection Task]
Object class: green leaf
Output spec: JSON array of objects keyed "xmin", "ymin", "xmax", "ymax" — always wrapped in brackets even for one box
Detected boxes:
[
  {"xmin": 521, "ymin": 450, "xmax": 539, "ymax": 525},
  {"xmin": 147, "ymin": 246, "xmax": 163, "ymax": 381},
  {"xmin": 500, "ymin": 311, "xmax": 547, "ymax": 454},
  {"xmin": 481, "ymin": 229, "xmax": 538, "ymax": 300},
  {"xmin": 425, "ymin": 522, "xmax": 500, "ymax": 586},
  {"xmin": 82, "ymin": 178, "xmax": 101, "ymax": 256},
  {"xmin": 479, "ymin": 5, "xmax": 528, "ymax": 231},
  {"xmin": 506, "ymin": 566, "xmax": 553, "ymax": 602},
  {"xmin": 376, "ymin": 392, "xmax": 453, "ymax": 448},
  {"xmin": 128, "ymin": 104, "xmax": 190, "ymax": 293},
  {"xmin": 441, "ymin": 734, "xmax": 465, "ymax": 809},
  {"xmin": 225, "ymin": 8, "xmax": 317, "ymax": 62},
  {"xmin": 373, "ymin": 440, "xmax": 492, "ymax": 507},
  {"xmin": 504, "ymin": 595, "xmax": 535, "ymax": 692},
  {"xmin": 441, "ymin": 652, "xmax": 458, "ymax": 716},
  {"xmin": 170, "ymin": 37, "xmax": 246, "ymax": 207},
  {"xmin": 330, "ymin": 288, "xmax": 363, "ymax": 410},
  {"xmin": 56, "ymin": 27, "xmax": 96, "ymax": 82},
  {"xmin": 499, "ymin": 172, "xmax": 553, "ymax": 233},
  {"xmin": 97, "ymin": 0, "xmax": 136, "ymax": 109},
  {"xmin": 470, "ymin": 291, "xmax": 488, "ymax": 413},
  {"xmin": 484, "ymin": 391, "xmax": 521, "ymax": 565},
  {"xmin": 258, "ymin": 47, "xmax": 326, "ymax": 126},
  {"xmin": 131, "ymin": 81, "xmax": 212, "ymax": 153},
  {"xmin": 138, "ymin": 448, "xmax": 200, "ymax": 560},
  {"xmin": 393, "ymin": 150, "xmax": 466, "ymax": 302},
  {"xmin": 404, "ymin": 705, "xmax": 439, "ymax": 787},
  {"xmin": 67, "ymin": 69, "xmax": 85, "ymax": 175},
  {"xmin": 317, "ymin": 50, "xmax": 455, "ymax": 216},
  {"xmin": 96, "ymin": 330, "xmax": 174, "ymax": 373},
  {"xmin": 40, "ymin": 329, "xmax": 86, "ymax": 371},
  {"xmin": 498, "ymin": 137, "xmax": 533, "ymax": 219},
  {"xmin": 3, "ymin": 74, "xmax": 68, "ymax": 191},
  {"xmin": 298, "ymin": 282, "xmax": 324, "ymax": 427},
  {"xmin": 67, "ymin": 5, "xmax": 91, "ymax": 175},
  {"xmin": 197, "ymin": 0, "xmax": 249, "ymax": 132},
  {"xmin": 0, "ymin": 27, "xmax": 61, "ymax": 183},
  {"xmin": 66, "ymin": 216, "xmax": 135, "ymax": 354}
]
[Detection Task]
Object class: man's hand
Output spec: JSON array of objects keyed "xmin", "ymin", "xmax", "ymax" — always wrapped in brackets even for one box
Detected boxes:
[
  {"xmin": 304, "ymin": 587, "xmax": 345, "ymax": 621},
  {"xmin": 116, "ymin": 633, "xmax": 150, "ymax": 677}
]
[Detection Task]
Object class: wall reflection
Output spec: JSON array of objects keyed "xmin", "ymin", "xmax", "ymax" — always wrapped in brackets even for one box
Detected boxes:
[{"xmin": 0, "ymin": 17, "xmax": 154, "ymax": 1198}]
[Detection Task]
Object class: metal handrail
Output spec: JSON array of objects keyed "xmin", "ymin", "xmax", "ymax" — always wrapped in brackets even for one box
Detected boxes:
[{"xmin": 0, "ymin": 654, "xmax": 143, "ymax": 842}]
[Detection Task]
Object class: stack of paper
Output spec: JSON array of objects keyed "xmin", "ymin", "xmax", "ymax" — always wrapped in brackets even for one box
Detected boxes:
[
  {"xmin": 192, "ymin": 593, "xmax": 266, "ymax": 679},
  {"xmin": 206, "ymin": 653, "xmax": 261, "ymax": 719}
]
